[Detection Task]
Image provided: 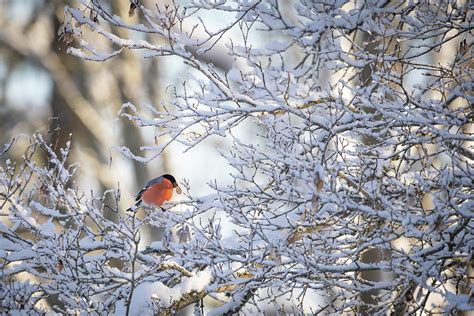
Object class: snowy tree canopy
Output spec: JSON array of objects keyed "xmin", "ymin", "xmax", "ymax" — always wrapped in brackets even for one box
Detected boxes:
[{"xmin": 1, "ymin": 0, "xmax": 473, "ymax": 314}]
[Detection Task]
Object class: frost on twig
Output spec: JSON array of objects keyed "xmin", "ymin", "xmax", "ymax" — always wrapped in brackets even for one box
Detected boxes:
[
  {"xmin": 0, "ymin": 135, "xmax": 214, "ymax": 314},
  {"xmin": 3, "ymin": 0, "xmax": 472, "ymax": 313}
]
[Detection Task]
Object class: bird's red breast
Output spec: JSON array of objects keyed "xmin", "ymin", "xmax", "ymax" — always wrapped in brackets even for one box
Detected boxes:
[{"xmin": 141, "ymin": 178, "xmax": 174, "ymax": 207}]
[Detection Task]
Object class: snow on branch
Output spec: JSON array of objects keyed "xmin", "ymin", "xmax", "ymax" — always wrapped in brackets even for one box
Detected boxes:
[{"xmin": 1, "ymin": 0, "xmax": 472, "ymax": 314}]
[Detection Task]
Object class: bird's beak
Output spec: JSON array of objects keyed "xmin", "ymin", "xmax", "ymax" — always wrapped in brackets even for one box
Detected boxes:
[{"xmin": 175, "ymin": 184, "xmax": 182, "ymax": 194}]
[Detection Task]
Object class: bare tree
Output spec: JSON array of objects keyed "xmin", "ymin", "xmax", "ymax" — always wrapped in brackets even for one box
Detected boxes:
[{"xmin": 1, "ymin": 0, "xmax": 472, "ymax": 314}]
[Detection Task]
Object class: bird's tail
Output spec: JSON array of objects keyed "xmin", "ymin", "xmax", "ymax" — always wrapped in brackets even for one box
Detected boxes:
[{"xmin": 126, "ymin": 199, "xmax": 142, "ymax": 213}]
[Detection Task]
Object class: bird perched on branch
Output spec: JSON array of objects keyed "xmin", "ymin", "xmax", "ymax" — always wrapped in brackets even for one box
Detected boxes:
[{"xmin": 127, "ymin": 174, "xmax": 182, "ymax": 212}]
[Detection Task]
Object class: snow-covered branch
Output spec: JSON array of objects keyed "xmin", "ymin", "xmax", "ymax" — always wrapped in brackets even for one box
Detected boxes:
[{"xmin": 1, "ymin": 0, "xmax": 472, "ymax": 314}]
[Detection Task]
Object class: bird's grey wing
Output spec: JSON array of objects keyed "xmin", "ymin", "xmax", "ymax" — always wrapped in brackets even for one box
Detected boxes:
[
  {"xmin": 135, "ymin": 188, "xmax": 145, "ymax": 201},
  {"xmin": 135, "ymin": 176, "xmax": 164, "ymax": 201},
  {"xmin": 145, "ymin": 176, "xmax": 164, "ymax": 188}
]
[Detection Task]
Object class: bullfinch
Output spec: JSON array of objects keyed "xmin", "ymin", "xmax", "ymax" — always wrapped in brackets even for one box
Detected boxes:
[{"xmin": 127, "ymin": 174, "xmax": 182, "ymax": 212}]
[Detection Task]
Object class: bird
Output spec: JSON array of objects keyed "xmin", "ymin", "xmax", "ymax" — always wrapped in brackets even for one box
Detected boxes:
[{"xmin": 127, "ymin": 174, "xmax": 182, "ymax": 212}]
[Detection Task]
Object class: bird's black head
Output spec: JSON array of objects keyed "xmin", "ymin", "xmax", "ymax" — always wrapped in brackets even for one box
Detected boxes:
[
  {"xmin": 163, "ymin": 174, "xmax": 182, "ymax": 194},
  {"xmin": 162, "ymin": 174, "xmax": 177, "ymax": 185}
]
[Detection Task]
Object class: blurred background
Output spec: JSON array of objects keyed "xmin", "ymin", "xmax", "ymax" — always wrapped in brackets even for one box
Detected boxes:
[{"xmin": 0, "ymin": 0, "xmax": 243, "ymax": 244}]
